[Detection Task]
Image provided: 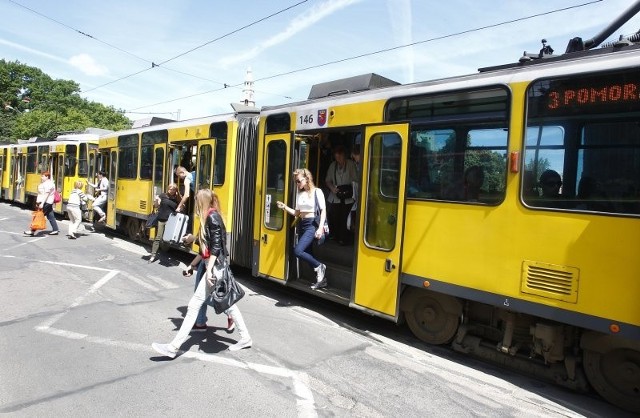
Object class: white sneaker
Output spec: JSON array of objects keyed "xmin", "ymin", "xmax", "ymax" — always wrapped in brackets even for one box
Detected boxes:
[
  {"xmin": 228, "ymin": 338, "xmax": 252, "ymax": 351},
  {"xmin": 152, "ymin": 342, "xmax": 178, "ymax": 359},
  {"xmin": 314, "ymin": 263, "xmax": 326, "ymax": 282}
]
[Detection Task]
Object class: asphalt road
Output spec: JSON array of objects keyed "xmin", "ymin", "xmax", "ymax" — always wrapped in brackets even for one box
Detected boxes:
[{"xmin": 0, "ymin": 203, "xmax": 632, "ymax": 417}]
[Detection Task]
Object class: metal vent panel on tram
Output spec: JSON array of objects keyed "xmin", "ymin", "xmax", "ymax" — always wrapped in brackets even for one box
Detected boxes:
[{"xmin": 520, "ymin": 261, "xmax": 580, "ymax": 303}]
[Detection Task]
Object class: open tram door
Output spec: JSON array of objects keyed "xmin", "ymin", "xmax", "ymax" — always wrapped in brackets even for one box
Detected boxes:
[
  {"xmin": 352, "ymin": 123, "xmax": 408, "ymax": 318},
  {"xmin": 52, "ymin": 151, "xmax": 64, "ymax": 213},
  {"xmin": 257, "ymin": 133, "xmax": 291, "ymax": 282},
  {"xmin": 105, "ymin": 150, "xmax": 117, "ymax": 228},
  {"xmin": 13, "ymin": 151, "xmax": 26, "ymax": 203}
]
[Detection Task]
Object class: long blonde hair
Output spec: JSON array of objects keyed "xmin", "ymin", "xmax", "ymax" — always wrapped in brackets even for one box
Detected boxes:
[
  {"xmin": 195, "ymin": 188, "xmax": 221, "ymax": 251},
  {"xmin": 293, "ymin": 168, "xmax": 316, "ymax": 192}
]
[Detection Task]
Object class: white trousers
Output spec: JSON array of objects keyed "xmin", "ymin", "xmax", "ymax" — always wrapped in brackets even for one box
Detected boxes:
[{"xmin": 66, "ymin": 206, "xmax": 84, "ymax": 236}]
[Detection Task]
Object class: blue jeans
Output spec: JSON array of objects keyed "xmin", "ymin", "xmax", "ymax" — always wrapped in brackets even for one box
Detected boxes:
[
  {"xmin": 294, "ymin": 218, "xmax": 321, "ymax": 269},
  {"xmin": 42, "ymin": 203, "xmax": 59, "ymax": 231},
  {"xmin": 195, "ymin": 260, "xmax": 208, "ymax": 325}
]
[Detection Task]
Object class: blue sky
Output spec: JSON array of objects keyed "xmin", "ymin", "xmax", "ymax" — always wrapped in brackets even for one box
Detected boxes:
[{"xmin": 2, "ymin": 0, "xmax": 640, "ymax": 122}]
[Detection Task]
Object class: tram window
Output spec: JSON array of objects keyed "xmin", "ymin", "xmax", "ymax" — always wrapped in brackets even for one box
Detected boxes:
[
  {"xmin": 197, "ymin": 144, "xmax": 213, "ymax": 190},
  {"xmin": 364, "ymin": 133, "xmax": 400, "ymax": 250},
  {"xmin": 407, "ymin": 127, "xmax": 507, "ymax": 203},
  {"xmin": 153, "ymin": 148, "xmax": 164, "ymax": 196},
  {"xmin": 141, "ymin": 131, "xmax": 167, "ymax": 180},
  {"xmin": 37, "ymin": 148, "xmax": 47, "ymax": 172},
  {"xmin": 210, "ymin": 122, "xmax": 228, "ymax": 186},
  {"xmin": 264, "ymin": 140, "xmax": 286, "ymax": 230},
  {"xmin": 118, "ymin": 134, "xmax": 139, "ymax": 179},
  {"xmin": 525, "ymin": 70, "xmax": 640, "ymax": 216},
  {"xmin": 26, "ymin": 146, "xmax": 37, "ymax": 173},
  {"xmin": 64, "ymin": 145, "xmax": 77, "ymax": 176},
  {"xmin": 265, "ymin": 113, "xmax": 291, "ymax": 134},
  {"xmin": 214, "ymin": 140, "xmax": 226, "ymax": 186},
  {"xmin": 78, "ymin": 143, "xmax": 88, "ymax": 176}
]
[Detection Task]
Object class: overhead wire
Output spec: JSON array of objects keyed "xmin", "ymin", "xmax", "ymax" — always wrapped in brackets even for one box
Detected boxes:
[
  {"xmin": 5, "ymin": 0, "xmax": 307, "ymax": 98},
  {"xmin": 130, "ymin": 0, "xmax": 603, "ymax": 111}
]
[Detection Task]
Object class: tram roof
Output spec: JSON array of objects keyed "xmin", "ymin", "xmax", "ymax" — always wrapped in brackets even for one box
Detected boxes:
[
  {"xmin": 260, "ymin": 44, "xmax": 640, "ymax": 116},
  {"xmin": 100, "ymin": 110, "xmax": 258, "ymax": 138}
]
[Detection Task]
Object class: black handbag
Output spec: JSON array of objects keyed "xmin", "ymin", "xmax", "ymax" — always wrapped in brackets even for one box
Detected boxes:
[
  {"xmin": 336, "ymin": 184, "xmax": 353, "ymax": 201},
  {"xmin": 145, "ymin": 212, "xmax": 159, "ymax": 228},
  {"xmin": 206, "ymin": 262, "xmax": 245, "ymax": 314}
]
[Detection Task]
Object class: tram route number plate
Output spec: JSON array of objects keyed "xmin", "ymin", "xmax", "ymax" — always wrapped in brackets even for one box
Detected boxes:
[{"xmin": 296, "ymin": 108, "xmax": 328, "ymax": 130}]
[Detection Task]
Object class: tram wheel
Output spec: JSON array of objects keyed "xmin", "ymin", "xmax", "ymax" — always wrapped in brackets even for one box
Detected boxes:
[
  {"xmin": 403, "ymin": 289, "xmax": 461, "ymax": 345},
  {"xmin": 126, "ymin": 217, "xmax": 142, "ymax": 241},
  {"xmin": 583, "ymin": 348, "xmax": 640, "ymax": 413}
]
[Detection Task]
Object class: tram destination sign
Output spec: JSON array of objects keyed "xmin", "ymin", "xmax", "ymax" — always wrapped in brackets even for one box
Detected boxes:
[{"xmin": 528, "ymin": 70, "xmax": 640, "ymax": 117}]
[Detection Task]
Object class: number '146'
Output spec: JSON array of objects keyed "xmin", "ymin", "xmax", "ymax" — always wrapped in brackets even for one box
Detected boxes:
[{"xmin": 299, "ymin": 114, "xmax": 314, "ymax": 124}]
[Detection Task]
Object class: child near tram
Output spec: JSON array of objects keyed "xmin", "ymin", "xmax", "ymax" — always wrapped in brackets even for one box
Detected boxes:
[
  {"xmin": 66, "ymin": 180, "xmax": 94, "ymax": 239},
  {"xmin": 276, "ymin": 168, "xmax": 328, "ymax": 289},
  {"xmin": 152, "ymin": 188, "xmax": 252, "ymax": 358}
]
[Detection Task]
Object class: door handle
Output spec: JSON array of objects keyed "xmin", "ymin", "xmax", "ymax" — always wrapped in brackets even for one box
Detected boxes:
[
  {"xmin": 262, "ymin": 233, "xmax": 268, "ymax": 244},
  {"xmin": 385, "ymin": 258, "xmax": 396, "ymax": 272}
]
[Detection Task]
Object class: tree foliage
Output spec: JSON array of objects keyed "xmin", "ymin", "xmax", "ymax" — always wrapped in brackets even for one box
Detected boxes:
[{"xmin": 0, "ymin": 60, "xmax": 131, "ymax": 142}]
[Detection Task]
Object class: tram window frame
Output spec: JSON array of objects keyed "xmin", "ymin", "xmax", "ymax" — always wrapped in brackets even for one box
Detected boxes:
[
  {"xmin": 141, "ymin": 130, "xmax": 167, "ymax": 180},
  {"xmin": 117, "ymin": 134, "xmax": 139, "ymax": 180},
  {"xmin": 26, "ymin": 146, "xmax": 37, "ymax": 173},
  {"xmin": 210, "ymin": 122, "xmax": 228, "ymax": 186},
  {"xmin": 387, "ymin": 86, "xmax": 509, "ymax": 204},
  {"xmin": 264, "ymin": 140, "xmax": 287, "ymax": 231},
  {"xmin": 64, "ymin": 145, "xmax": 78, "ymax": 176},
  {"xmin": 78, "ymin": 143, "xmax": 88, "ymax": 177},
  {"xmin": 524, "ymin": 71, "xmax": 640, "ymax": 216}
]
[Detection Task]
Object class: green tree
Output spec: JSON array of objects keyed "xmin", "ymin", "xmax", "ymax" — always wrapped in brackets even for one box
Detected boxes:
[{"xmin": 0, "ymin": 60, "xmax": 131, "ymax": 142}]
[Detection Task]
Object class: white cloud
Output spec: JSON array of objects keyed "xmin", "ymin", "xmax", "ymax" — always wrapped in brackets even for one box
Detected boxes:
[
  {"xmin": 0, "ymin": 38, "xmax": 67, "ymax": 63},
  {"xmin": 219, "ymin": 0, "xmax": 364, "ymax": 68},
  {"xmin": 69, "ymin": 54, "xmax": 109, "ymax": 76}
]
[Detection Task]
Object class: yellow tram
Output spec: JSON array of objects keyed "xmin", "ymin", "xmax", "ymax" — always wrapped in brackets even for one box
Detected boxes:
[
  {"xmin": 252, "ymin": 48, "xmax": 640, "ymax": 411},
  {"xmin": 0, "ymin": 131, "xmax": 101, "ymax": 214},
  {"xmin": 96, "ymin": 110, "xmax": 259, "ymax": 254}
]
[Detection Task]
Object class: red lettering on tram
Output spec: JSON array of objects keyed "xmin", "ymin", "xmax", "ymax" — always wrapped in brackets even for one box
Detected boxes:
[
  {"xmin": 547, "ymin": 82, "xmax": 640, "ymax": 110},
  {"xmin": 623, "ymin": 83, "xmax": 637, "ymax": 100}
]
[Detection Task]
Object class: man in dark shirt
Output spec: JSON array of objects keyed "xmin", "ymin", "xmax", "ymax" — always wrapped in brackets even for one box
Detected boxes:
[{"xmin": 149, "ymin": 183, "xmax": 180, "ymax": 263}]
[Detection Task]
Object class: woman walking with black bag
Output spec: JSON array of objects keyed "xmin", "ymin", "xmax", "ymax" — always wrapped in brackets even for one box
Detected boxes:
[{"xmin": 152, "ymin": 189, "xmax": 252, "ymax": 358}]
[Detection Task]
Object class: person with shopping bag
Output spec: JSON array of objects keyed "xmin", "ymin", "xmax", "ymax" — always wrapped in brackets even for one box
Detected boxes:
[
  {"xmin": 24, "ymin": 171, "xmax": 60, "ymax": 236},
  {"xmin": 152, "ymin": 188, "xmax": 252, "ymax": 358}
]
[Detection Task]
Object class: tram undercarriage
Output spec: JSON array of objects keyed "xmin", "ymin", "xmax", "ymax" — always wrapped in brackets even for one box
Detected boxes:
[{"xmin": 400, "ymin": 287, "xmax": 640, "ymax": 413}]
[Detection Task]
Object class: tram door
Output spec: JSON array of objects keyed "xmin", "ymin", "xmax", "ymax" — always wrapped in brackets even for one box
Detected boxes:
[
  {"xmin": 106, "ymin": 151, "xmax": 118, "ymax": 228},
  {"xmin": 13, "ymin": 154, "xmax": 26, "ymax": 203},
  {"xmin": 53, "ymin": 154, "xmax": 64, "ymax": 212},
  {"xmin": 9, "ymin": 154, "xmax": 17, "ymax": 200},
  {"xmin": 353, "ymin": 123, "xmax": 408, "ymax": 317},
  {"xmin": 257, "ymin": 134, "xmax": 291, "ymax": 282},
  {"xmin": 190, "ymin": 139, "xmax": 215, "ymax": 237}
]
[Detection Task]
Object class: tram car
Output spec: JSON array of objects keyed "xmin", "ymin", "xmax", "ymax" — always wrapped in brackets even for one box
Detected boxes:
[
  {"xmin": 251, "ymin": 19, "xmax": 640, "ymax": 415},
  {"xmin": 0, "ymin": 130, "xmax": 101, "ymax": 215},
  {"xmin": 96, "ymin": 109, "xmax": 259, "ymax": 261}
]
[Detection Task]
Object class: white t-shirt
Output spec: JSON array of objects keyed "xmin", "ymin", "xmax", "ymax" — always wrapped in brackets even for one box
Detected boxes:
[{"xmin": 296, "ymin": 188, "xmax": 325, "ymax": 213}]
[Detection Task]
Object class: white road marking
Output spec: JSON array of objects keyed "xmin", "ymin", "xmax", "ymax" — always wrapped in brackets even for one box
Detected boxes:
[
  {"xmin": 118, "ymin": 270, "xmax": 159, "ymax": 292},
  {"xmin": 145, "ymin": 274, "xmax": 179, "ymax": 290},
  {"xmin": 6, "ymin": 254, "xmax": 318, "ymax": 417}
]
